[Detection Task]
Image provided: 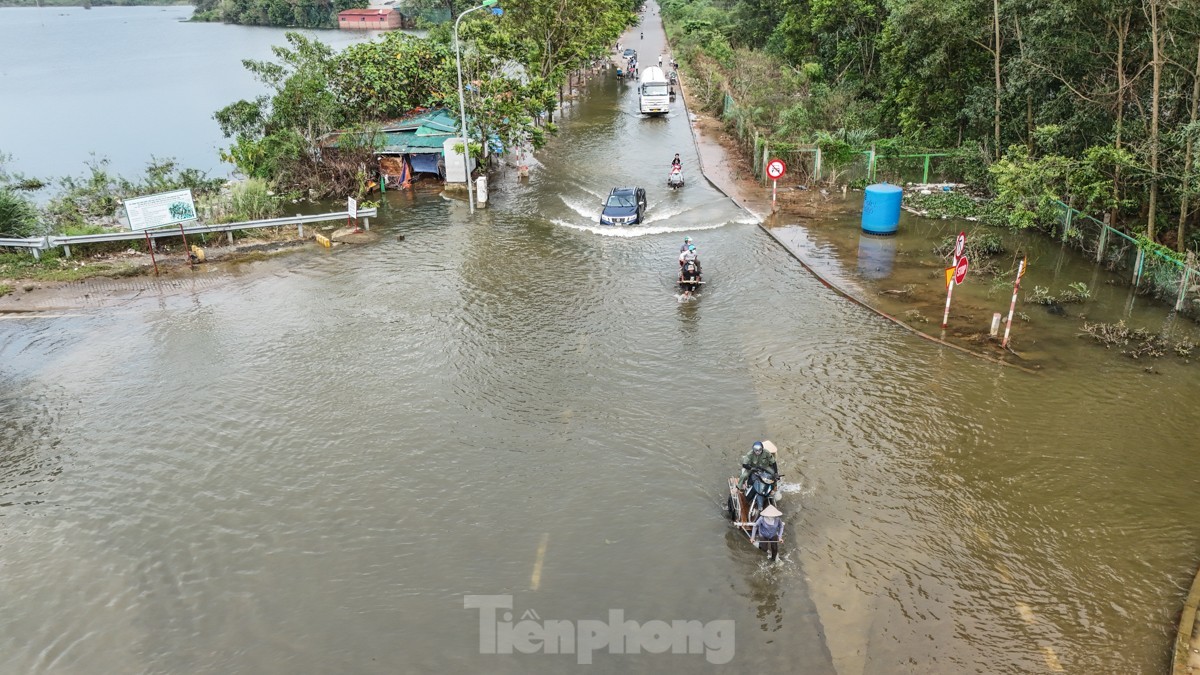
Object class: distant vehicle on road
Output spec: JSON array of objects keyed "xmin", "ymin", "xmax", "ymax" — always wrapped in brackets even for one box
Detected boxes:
[
  {"xmin": 599, "ymin": 187, "xmax": 647, "ymax": 225},
  {"xmin": 622, "ymin": 48, "xmax": 637, "ymax": 59},
  {"xmin": 638, "ymin": 66, "xmax": 670, "ymax": 115}
]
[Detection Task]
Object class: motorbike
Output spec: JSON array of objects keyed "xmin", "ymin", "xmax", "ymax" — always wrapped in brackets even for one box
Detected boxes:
[
  {"xmin": 667, "ymin": 165, "xmax": 684, "ymax": 190},
  {"xmin": 726, "ymin": 441, "xmax": 786, "ymax": 559},
  {"xmin": 742, "ymin": 467, "xmax": 781, "ymax": 518}
]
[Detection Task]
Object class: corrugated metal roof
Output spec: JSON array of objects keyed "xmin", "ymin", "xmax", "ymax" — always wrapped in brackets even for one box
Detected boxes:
[
  {"xmin": 324, "ymin": 108, "xmax": 460, "ymax": 154},
  {"xmin": 378, "ymin": 131, "xmax": 450, "ymax": 154},
  {"xmin": 379, "ymin": 109, "xmax": 458, "ymax": 134}
]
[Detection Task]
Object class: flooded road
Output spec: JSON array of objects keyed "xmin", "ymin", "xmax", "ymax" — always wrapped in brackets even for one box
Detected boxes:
[{"xmin": 4, "ymin": 10, "xmax": 1200, "ymax": 674}]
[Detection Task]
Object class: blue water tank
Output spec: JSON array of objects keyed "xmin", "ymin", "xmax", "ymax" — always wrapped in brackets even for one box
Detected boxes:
[{"xmin": 861, "ymin": 183, "xmax": 903, "ymax": 235}]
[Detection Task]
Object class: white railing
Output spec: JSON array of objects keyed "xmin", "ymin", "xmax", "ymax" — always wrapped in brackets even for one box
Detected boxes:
[{"xmin": 1, "ymin": 208, "xmax": 377, "ymax": 259}]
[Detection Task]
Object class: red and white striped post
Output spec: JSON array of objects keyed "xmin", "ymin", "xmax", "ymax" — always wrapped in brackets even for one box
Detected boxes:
[
  {"xmin": 942, "ymin": 255, "xmax": 969, "ymax": 329},
  {"xmin": 941, "ymin": 276, "xmax": 955, "ymax": 328},
  {"xmin": 1001, "ymin": 258, "xmax": 1026, "ymax": 348}
]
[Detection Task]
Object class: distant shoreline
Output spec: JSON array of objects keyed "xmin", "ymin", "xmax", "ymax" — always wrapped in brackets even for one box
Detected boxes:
[{"xmin": 0, "ymin": 1, "xmax": 190, "ymax": 7}]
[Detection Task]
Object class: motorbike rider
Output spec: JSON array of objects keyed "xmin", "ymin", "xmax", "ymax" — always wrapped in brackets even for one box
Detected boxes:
[
  {"xmin": 671, "ymin": 153, "xmax": 682, "ymax": 168},
  {"xmin": 738, "ymin": 440, "xmax": 778, "ymax": 489},
  {"xmin": 679, "ymin": 235, "xmax": 692, "ymax": 253},
  {"xmin": 678, "ymin": 244, "xmax": 700, "ymax": 273},
  {"xmin": 751, "ymin": 504, "xmax": 784, "ymax": 561}
]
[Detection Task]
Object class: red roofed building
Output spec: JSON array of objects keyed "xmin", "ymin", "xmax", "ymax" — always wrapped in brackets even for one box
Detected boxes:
[{"xmin": 338, "ymin": 8, "xmax": 402, "ymax": 30}]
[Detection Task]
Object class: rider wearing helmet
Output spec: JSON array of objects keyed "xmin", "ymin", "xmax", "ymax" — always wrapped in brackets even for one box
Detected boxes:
[
  {"xmin": 738, "ymin": 440, "xmax": 778, "ymax": 489},
  {"xmin": 678, "ymin": 244, "xmax": 700, "ymax": 272},
  {"xmin": 679, "ymin": 235, "xmax": 692, "ymax": 253}
]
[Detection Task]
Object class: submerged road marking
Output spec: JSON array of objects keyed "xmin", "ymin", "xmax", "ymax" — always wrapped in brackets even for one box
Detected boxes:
[
  {"xmin": 994, "ymin": 562, "xmax": 1012, "ymax": 584},
  {"xmin": 1015, "ymin": 602, "xmax": 1036, "ymax": 624},
  {"xmin": 1041, "ymin": 645, "xmax": 1064, "ymax": 672},
  {"xmin": 531, "ymin": 532, "xmax": 549, "ymax": 591}
]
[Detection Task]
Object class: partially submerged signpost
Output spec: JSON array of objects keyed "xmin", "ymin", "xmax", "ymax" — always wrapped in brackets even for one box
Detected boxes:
[
  {"xmin": 941, "ymin": 231, "xmax": 968, "ymax": 329},
  {"xmin": 124, "ymin": 188, "xmax": 198, "ymax": 275}
]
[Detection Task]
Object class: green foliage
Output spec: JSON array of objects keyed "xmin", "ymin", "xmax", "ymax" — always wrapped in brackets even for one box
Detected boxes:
[
  {"xmin": 934, "ymin": 230, "xmax": 1004, "ymax": 258},
  {"xmin": 0, "ymin": 188, "xmax": 39, "ymax": 238},
  {"xmin": 330, "ymin": 34, "xmax": 456, "ymax": 118},
  {"xmin": 226, "ymin": 178, "xmax": 280, "ymax": 222},
  {"xmin": 907, "ymin": 192, "xmax": 986, "ymax": 220},
  {"xmin": 42, "ymin": 155, "xmax": 222, "ymax": 234},
  {"xmin": 1069, "ymin": 145, "xmax": 1138, "ymax": 216},
  {"xmin": 212, "ymin": 0, "xmax": 618, "ymax": 193},
  {"xmin": 192, "ymin": 0, "xmax": 364, "ymax": 28},
  {"xmin": 0, "ymin": 152, "xmax": 43, "ymax": 237},
  {"xmin": 987, "ymin": 146, "xmax": 1072, "ymax": 231},
  {"xmin": 1134, "ymin": 234, "xmax": 1184, "ymax": 265},
  {"xmin": 1027, "ymin": 281, "xmax": 1091, "ymax": 305},
  {"xmin": 1061, "ymin": 281, "xmax": 1092, "ymax": 303}
]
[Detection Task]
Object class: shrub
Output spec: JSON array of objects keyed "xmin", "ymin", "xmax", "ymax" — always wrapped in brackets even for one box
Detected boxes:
[
  {"xmin": 227, "ymin": 178, "xmax": 281, "ymax": 222},
  {"xmin": 0, "ymin": 187, "xmax": 40, "ymax": 237}
]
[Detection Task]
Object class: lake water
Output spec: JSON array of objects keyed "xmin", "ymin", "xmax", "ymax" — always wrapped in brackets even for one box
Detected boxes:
[{"xmin": 0, "ymin": 6, "xmax": 371, "ymax": 180}]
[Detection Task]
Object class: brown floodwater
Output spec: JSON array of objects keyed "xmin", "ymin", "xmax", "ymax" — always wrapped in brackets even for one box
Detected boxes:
[{"xmin": 2, "ymin": 5, "xmax": 1199, "ymax": 674}]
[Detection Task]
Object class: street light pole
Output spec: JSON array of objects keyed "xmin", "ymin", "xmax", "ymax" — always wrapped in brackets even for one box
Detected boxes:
[{"xmin": 453, "ymin": 0, "xmax": 498, "ymax": 214}]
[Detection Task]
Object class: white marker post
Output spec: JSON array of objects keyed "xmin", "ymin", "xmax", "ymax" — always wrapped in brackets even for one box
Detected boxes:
[
  {"xmin": 766, "ymin": 158, "xmax": 787, "ymax": 212},
  {"xmin": 942, "ymin": 255, "xmax": 969, "ymax": 328},
  {"xmin": 348, "ymin": 196, "xmax": 358, "ymax": 233},
  {"xmin": 1002, "ymin": 258, "xmax": 1026, "ymax": 348}
]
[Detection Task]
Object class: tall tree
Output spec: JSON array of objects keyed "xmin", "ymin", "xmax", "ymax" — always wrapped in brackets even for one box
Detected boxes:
[
  {"xmin": 1145, "ymin": 0, "xmax": 1164, "ymax": 240},
  {"xmin": 1178, "ymin": 37, "xmax": 1200, "ymax": 251}
]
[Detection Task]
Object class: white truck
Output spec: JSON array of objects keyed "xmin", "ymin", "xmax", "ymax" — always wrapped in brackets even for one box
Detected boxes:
[{"xmin": 638, "ymin": 66, "xmax": 670, "ymax": 116}]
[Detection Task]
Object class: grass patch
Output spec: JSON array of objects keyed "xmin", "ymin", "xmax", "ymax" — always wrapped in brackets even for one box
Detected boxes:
[
  {"xmin": 0, "ymin": 283, "xmax": 12, "ymax": 297},
  {"xmin": 0, "ymin": 251, "xmax": 144, "ymax": 283}
]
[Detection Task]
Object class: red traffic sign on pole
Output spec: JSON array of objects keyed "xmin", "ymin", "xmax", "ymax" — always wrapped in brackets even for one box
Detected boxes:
[
  {"xmin": 954, "ymin": 231, "xmax": 966, "ymax": 261},
  {"xmin": 766, "ymin": 158, "xmax": 787, "ymax": 180},
  {"xmin": 954, "ymin": 256, "xmax": 970, "ymax": 284}
]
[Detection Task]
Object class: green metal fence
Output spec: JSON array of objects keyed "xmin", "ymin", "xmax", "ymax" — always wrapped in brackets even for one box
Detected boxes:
[
  {"xmin": 869, "ymin": 153, "xmax": 957, "ymax": 184},
  {"xmin": 722, "ymin": 94, "xmax": 974, "ymax": 186},
  {"xmin": 722, "ymin": 94, "xmax": 821, "ymax": 185},
  {"xmin": 1050, "ymin": 200, "xmax": 1200, "ymax": 313}
]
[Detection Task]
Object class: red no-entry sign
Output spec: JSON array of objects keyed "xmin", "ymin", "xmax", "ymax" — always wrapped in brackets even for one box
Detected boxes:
[
  {"xmin": 766, "ymin": 158, "xmax": 786, "ymax": 180},
  {"xmin": 954, "ymin": 256, "xmax": 970, "ymax": 285}
]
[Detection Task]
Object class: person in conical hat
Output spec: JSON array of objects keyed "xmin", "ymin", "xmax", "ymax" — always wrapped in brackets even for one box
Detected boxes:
[{"xmin": 751, "ymin": 504, "xmax": 784, "ymax": 561}]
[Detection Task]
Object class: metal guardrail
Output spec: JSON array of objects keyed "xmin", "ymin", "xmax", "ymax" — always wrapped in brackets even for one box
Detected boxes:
[
  {"xmin": 0, "ymin": 236, "xmax": 48, "ymax": 251},
  {"xmin": 1, "ymin": 208, "xmax": 377, "ymax": 259}
]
